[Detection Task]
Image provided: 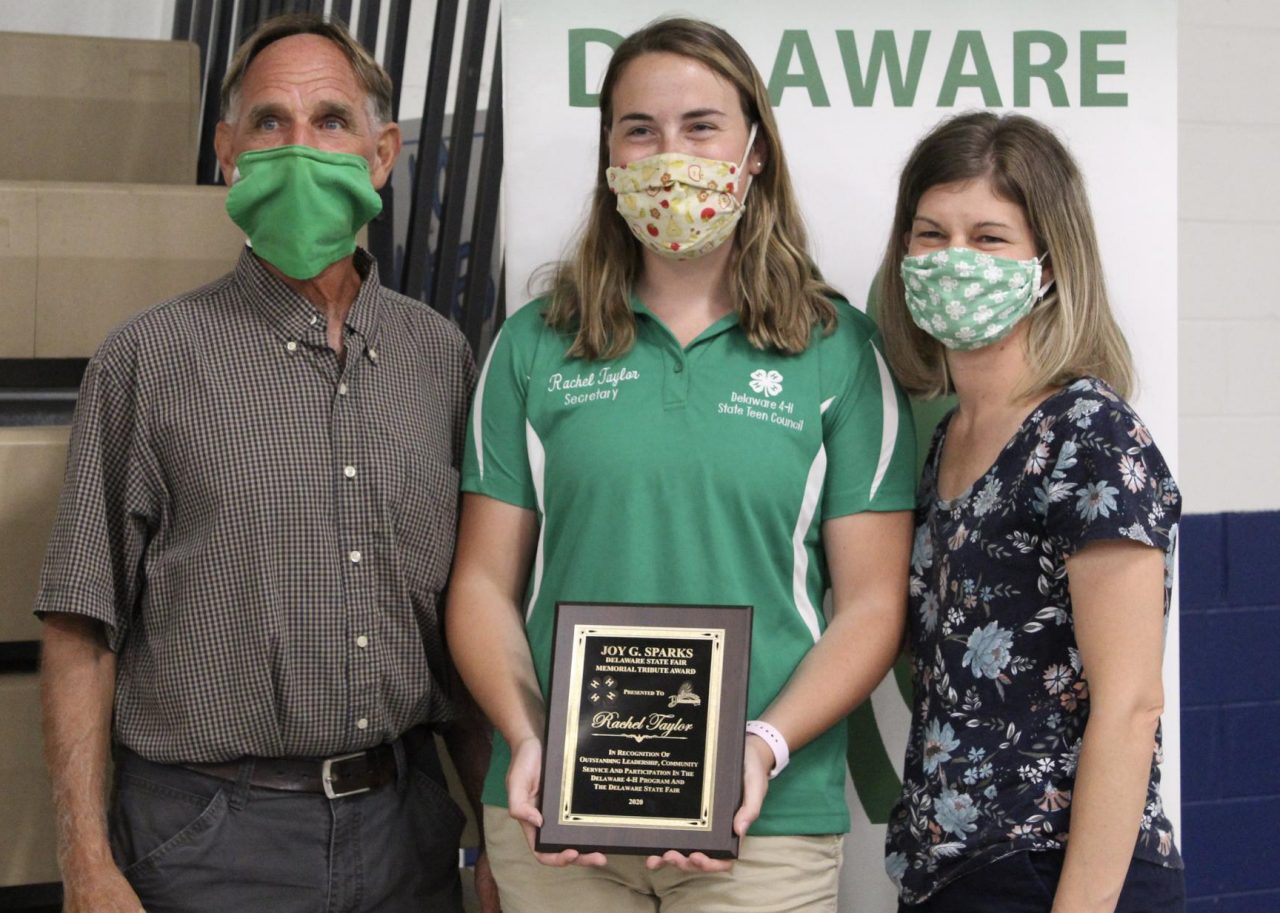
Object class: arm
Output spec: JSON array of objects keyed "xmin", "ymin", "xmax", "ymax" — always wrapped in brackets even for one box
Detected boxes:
[
  {"xmin": 41, "ymin": 613, "xmax": 143, "ymax": 913},
  {"xmin": 445, "ymin": 494, "xmax": 606, "ymax": 868},
  {"xmin": 650, "ymin": 508, "xmax": 912, "ymax": 873},
  {"xmin": 1051, "ymin": 540, "xmax": 1168, "ymax": 913},
  {"xmin": 440, "ymin": 677, "xmax": 499, "ymax": 913}
]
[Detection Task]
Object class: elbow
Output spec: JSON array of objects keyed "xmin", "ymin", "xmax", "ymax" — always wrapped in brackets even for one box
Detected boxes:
[{"xmin": 1089, "ymin": 686, "xmax": 1165, "ymax": 735}]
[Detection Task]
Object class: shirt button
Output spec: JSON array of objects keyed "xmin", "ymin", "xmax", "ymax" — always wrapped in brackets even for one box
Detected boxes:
[
  {"xmin": 310, "ymin": 315, "xmax": 319, "ymax": 326},
  {"xmin": 356, "ymin": 718, "xmax": 369, "ymax": 730},
  {"xmin": 338, "ymin": 382, "xmax": 349, "ymax": 396},
  {"xmin": 344, "ymin": 465, "xmax": 357, "ymax": 479},
  {"xmin": 355, "ymin": 635, "xmax": 369, "ymax": 648},
  {"xmin": 286, "ymin": 341, "xmax": 298, "ymax": 353},
  {"xmin": 349, "ymin": 550, "xmax": 362, "ymax": 564},
  {"xmin": 368, "ymin": 347, "xmax": 378, "ymax": 362},
  {"xmin": 673, "ymin": 362, "xmax": 684, "ymax": 373}
]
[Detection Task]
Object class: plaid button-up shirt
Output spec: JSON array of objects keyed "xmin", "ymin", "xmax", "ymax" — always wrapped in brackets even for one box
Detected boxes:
[{"xmin": 36, "ymin": 248, "xmax": 477, "ymax": 763}]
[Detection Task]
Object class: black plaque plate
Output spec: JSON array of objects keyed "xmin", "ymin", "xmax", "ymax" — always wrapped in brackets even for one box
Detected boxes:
[{"xmin": 537, "ymin": 602, "xmax": 752, "ymax": 858}]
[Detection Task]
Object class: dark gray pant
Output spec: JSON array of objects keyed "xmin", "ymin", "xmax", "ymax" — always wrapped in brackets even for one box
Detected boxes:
[{"xmin": 109, "ymin": 735, "xmax": 465, "ymax": 913}]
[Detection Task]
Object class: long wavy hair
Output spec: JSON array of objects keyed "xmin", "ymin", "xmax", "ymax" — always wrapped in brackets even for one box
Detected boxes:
[
  {"xmin": 543, "ymin": 17, "xmax": 838, "ymax": 360},
  {"xmin": 875, "ymin": 112, "xmax": 1135, "ymax": 400}
]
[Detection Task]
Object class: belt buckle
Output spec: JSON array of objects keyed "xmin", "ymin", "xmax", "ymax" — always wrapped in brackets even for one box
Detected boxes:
[{"xmin": 322, "ymin": 751, "xmax": 372, "ymax": 800}]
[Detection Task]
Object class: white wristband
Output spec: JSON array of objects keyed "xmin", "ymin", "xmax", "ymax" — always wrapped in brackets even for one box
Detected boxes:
[{"xmin": 745, "ymin": 720, "xmax": 789, "ymax": 779}]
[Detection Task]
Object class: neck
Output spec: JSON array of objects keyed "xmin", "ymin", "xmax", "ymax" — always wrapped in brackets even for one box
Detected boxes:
[
  {"xmin": 262, "ymin": 254, "xmax": 363, "ymax": 351},
  {"xmin": 634, "ymin": 241, "xmax": 736, "ymax": 334},
  {"xmin": 946, "ymin": 325, "xmax": 1043, "ymax": 423}
]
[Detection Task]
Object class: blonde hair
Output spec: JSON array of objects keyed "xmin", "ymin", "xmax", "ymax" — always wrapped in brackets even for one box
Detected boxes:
[
  {"xmin": 221, "ymin": 13, "xmax": 393, "ymax": 124},
  {"xmin": 874, "ymin": 111, "xmax": 1135, "ymax": 400},
  {"xmin": 543, "ymin": 17, "xmax": 837, "ymax": 360}
]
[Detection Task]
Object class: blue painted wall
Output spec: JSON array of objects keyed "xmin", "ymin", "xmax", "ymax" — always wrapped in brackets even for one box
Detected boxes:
[{"xmin": 1180, "ymin": 511, "xmax": 1280, "ymax": 912}]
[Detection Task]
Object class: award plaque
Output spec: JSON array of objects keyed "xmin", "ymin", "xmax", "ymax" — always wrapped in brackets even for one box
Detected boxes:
[{"xmin": 536, "ymin": 602, "xmax": 752, "ymax": 858}]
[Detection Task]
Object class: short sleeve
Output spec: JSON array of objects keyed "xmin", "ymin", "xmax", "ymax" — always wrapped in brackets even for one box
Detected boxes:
[
  {"xmin": 460, "ymin": 319, "xmax": 538, "ymax": 510},
  {"xmin": 1039, "ymin": 387, "xmax": 1180, "ymax": 556},
  {"xmin": 822, "ymin": 332, "xmax": 917, "ymax": 519},
  {"xmin": 34, "ymin": 357, "xmax": 162, "ymax": 650}
]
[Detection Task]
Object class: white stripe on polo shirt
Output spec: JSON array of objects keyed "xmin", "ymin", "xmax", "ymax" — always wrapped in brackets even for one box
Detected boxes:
[
  {"xmin": 788, "ymin": 395, "xmax": 838, "ymax": 643},
  {"xmin": 524, "ymin": 420, "xmax": 547, "ymax": 621},
  {"xmin": 870, "ymin": 346, "xmax": 900, "ymax": 502},
  {"xmin": 471, "ymin": 326, "xmax": 505, "ymax": 480}
]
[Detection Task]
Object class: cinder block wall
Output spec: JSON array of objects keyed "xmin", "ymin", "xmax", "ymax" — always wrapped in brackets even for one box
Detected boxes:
[{"xmin": 1178, "ymin": 2, "xmax": 1280, "ymax": 911}]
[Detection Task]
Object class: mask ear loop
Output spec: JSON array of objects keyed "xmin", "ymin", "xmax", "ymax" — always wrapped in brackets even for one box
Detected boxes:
[
  {"xmin": 1034, "ymin": 249, "xmax": 1055, "ymax": 301},
  {"xmin": 737, "ymin": 123, "xmax": 759, "ymax": 202}
]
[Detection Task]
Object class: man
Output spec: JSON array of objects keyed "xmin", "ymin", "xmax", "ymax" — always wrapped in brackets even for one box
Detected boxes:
[{"xmin": 36, "ymin": 14, "xmax": 496, "ymax": 912}]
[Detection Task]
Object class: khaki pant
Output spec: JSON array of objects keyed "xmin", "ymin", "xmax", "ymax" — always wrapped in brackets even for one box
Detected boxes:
[{"xmin": 484, "ymin": 805, "xmax": 842, "ymax": 913}]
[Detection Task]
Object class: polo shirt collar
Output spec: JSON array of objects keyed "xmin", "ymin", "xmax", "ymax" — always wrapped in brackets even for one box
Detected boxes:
[
  {"xmin": 629, "ymin": 292, "xmax": 741, "ymax": 346},
  {"xmin": 234, "ymin": 246, "xmax": 384, "ymax": 351}
]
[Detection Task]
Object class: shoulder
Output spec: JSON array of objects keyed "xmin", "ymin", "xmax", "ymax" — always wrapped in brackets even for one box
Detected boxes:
[
  {"xmin": 483, "ymin": 298, "xmax": 569, "ymax": 368},
  {"xmin": 90, "ymin": 271, "xmax": 239, "ymax": 380},
  {"xmin": 380, "ymin": 289, "xmax": 474, "ymax": 355},
  {"xmin": 1041, "ymin": 378, "xmax": 1166, "ymax": 464},
  {"xmin": 820, "ymin": 297, "xmax": 882, "ymax": 351},
  {"xmin": 808, "ymin": 297, "xmax": 896, "ymax": 396},
  {"xmin": 1033, "ymin": 377, "xmax": 1179, "ymax": 529},
  {"xmin": 498, "ymin": 298, "xmax": 557, "ymax": 342}
]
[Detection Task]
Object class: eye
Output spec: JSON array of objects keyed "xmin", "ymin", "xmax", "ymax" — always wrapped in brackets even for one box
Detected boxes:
[
  {"xmin": 977, "ymin": 234, "xmax": 1008, "ymax": 245},
  {"xmin": 914, "ymin": 229, "xmax": 944, "ymax": 240},
  {"xmin": 258, "ymin": 115, "xmax": 280, "ymax": 131},
  {"xmin": 320, "ymin": 116, "xmax": 346, "ymax": 130}
]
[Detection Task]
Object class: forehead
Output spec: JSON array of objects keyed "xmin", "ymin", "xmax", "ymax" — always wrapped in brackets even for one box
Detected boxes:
[
  {"xmin": 916, "ymin": 177, "xmax": 1030, "ymax": 226},
  {"xmin": 240, "ymin": 33, "xmax": 363, "ymax": 106},
  {"xmin": 611, "ymin": 51, "xmax": 742, "ymax": 116}
]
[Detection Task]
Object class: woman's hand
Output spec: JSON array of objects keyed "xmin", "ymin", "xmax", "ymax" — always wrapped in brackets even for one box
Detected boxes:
[
  {"xmin": 643, "ymin": 735, "xmax": 773, "ymax": 873},
  {"xmin": 507, "ymin": 736, "xmax": 608, "ymax": 868}
]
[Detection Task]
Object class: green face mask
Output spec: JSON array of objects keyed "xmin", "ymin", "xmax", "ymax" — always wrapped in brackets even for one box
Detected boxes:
[{"xmin": 225, "ymin": 145, "xmax": 383, "ymax": 280}]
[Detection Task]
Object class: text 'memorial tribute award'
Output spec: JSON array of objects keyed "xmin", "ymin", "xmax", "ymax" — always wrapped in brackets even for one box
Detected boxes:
[{"xmin": 537, "ymin": 602, "xmax": 752, "ymax": 858}]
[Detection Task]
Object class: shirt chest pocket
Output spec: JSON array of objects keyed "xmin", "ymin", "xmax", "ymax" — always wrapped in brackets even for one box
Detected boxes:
[{"xmin": 393, "ymin": 448, "xmax": 461, "ymax": 590}]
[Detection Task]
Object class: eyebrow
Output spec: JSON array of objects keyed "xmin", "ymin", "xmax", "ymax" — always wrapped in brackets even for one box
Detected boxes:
[
  {"xmin": 315, "ymin": 101, "xmax": 357, "ymax": 121},
  {"xmin": 912, "ymin": 215, "xmax": 1015, "ymax": 231},
  {"xmin": 616, "ymin": 108, "xmax": 729, "ymax": 123},
  {"xmin": 246, "ymin": 102, "xmax": 288, "ymax": 122},
  {"xmin": 244, "ymin": 100, "xmax": 359, "ymax": 123}
]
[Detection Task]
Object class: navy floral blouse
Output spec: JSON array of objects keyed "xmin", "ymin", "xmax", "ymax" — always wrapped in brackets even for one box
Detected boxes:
[{"xmin": 885, "ymin": 378, "xmax": 1183, "ymax": 904}]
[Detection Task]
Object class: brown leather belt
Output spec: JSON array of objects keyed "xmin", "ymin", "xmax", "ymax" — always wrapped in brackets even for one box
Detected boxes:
[{"xmin": 183, "ymin": 743, "xmax": 398, "ymax": 799}]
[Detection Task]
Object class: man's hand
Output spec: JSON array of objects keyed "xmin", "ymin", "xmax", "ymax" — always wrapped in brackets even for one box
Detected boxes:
[
  {"xmin": 61, "ymin": 856, "xmax": 145, "ymax": 913},
  {"xmin": 506, "ymin": 737, "xmax": 606, "ymax": 868},
  {"xmin": 472, "ymin": 849, "xmax": 501, "ymax": 913},
  {"xmin": 643, "ymin": 737, "xmax": 771, "ymax": 874}
]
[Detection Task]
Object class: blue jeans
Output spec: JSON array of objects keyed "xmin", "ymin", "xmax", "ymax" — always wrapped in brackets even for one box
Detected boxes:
[
  {"xmin": 900, "ymin": 849, "xmax": 1185, "ymax": 913},
  {"xmin": 109, "ymin": 733, "xmax": 465, "ymax": 913}
]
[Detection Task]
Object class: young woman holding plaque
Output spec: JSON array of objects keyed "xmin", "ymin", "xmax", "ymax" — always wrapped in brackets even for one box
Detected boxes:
[
  {"xmin": 446, "ymin": 16, "xmax": 916, "ymax": 913},
  {"xmin": 875, "ymin": 112, "xmax": 1185, "ymax": 912}
]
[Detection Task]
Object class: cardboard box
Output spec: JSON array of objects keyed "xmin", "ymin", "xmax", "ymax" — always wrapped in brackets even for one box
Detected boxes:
[
  {"xmin": 0, "ymin": 181, "xmax": 247, "ymax": 358},
  {"xmin": 0, "ymin": 31, "xmax": 201, "ymax": 184},
  {"xmin": 0, "ymin": 426, "xmax": 69, "ymax": 644},
  {"xmin": 0, "ymin": 674, "xmax": 59, "ymax": 886}
]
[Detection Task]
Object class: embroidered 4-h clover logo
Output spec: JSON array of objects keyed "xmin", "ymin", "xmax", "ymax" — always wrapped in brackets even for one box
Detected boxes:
[{"xmin": 749, "ymin": 368, "xmax": 784, "ymax": 397}]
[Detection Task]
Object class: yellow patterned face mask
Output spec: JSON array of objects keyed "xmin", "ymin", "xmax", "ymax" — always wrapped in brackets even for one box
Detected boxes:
[{"xmin": 606, "ymin": 124, "xmax": 757, "ymax": 260}]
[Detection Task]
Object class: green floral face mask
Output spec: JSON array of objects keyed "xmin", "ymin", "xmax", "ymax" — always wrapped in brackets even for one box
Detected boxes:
[
  {"xmin": 900, "ymin": 247, "xmax": 1052, "ymax": 350},
  {"xmin": 225, "ymin": 145, "xmax": 383, "ymax": 280}
]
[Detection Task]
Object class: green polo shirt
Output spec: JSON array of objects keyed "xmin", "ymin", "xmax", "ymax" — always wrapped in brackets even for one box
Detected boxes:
[{"xmin": 462, "ymin": 296, "xmax": 915, "ymax": 835}]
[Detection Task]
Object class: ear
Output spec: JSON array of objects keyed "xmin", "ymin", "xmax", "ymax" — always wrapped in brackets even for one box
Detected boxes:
[
  {"xmin": 214, "ymin": 121, "xmax": 237, "ymax": 186},
  {"xmin": 369, "ymin": 121, "xmax": 402, "ymax": 190},
  {"xmin": 1040, "ymin": 253, "xmax": 1054, "ymax": 289},
  {"xmin": 749, "ymin": 130, "xmax": 768, "ymax": 175}
]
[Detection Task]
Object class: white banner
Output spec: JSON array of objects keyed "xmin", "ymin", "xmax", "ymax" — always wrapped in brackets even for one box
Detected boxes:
[{"xmin": 502, "ymin": 3, "xmax": 1178, "ymax": 908}]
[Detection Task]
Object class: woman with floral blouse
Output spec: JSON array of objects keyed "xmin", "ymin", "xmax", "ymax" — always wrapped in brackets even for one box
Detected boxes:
[{"xmin": 874, "ymin": 112, "xmax": 1185, "ymax": 913}]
